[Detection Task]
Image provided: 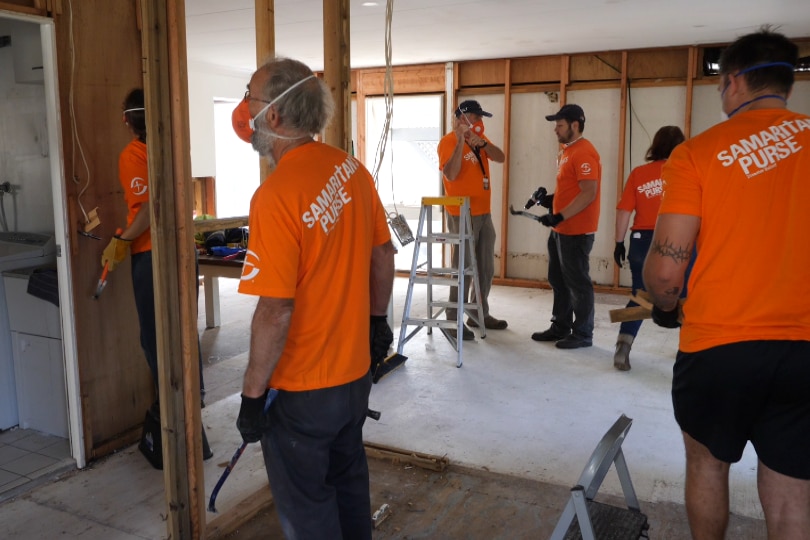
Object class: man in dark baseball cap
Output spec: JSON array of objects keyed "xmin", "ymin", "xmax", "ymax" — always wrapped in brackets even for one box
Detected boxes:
[
  {"xmin": 455, "ymin": 99, "xmax": 493, "ymax": 118},
  {"xmin": 532, "ymin": 102, "xmax": 602, "ymax": 350},
  {"xmin": 544, "ymin": 103, "xmax": 585, "ymax": 126},
  {"xmin": 437, "ymin": 98, "xmax": 507, "ymax": 339}
]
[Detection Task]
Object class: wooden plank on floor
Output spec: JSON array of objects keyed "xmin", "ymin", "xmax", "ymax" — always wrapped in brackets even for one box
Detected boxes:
[
  {"xmin": 364, "ymin": 442, "xmax": 450, "ymax": 472},
  {"xmin": 206, "ymin": 485, "xmax": 273, "ymax": 540}
]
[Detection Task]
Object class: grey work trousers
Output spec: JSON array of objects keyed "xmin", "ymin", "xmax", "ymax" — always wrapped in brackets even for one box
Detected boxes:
[{"xmin": 446, "ymin": 212, "xmax": 496, "ymax": 320}]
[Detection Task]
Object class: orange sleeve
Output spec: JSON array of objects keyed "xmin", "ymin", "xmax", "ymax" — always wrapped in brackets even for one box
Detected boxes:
[
  {"xmin": 239, "ymin": 183, "xmax": 300, "ymax": 298},
  {"xmin": 660, "ymin": 145, "xmax": 702, "ymax": 217},
  {"xmin": 616, "ymin": 168, "xmax": 638, "ymax": 212}
]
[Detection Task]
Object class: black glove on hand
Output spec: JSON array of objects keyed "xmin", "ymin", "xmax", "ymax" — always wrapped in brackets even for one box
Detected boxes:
[
  {"xmin": 652, "ymin": 304, "xmax": 681, "ymax": 329},
  {"xmin": 614, "ymin": 241, "xmax": 626, "ymax": 268},
  {"xmin": 538, "ymin": 192, "xmax": 554, "ymax": 210},
  {"xmin": 370, "ymin": 315, "xmax": 394, "ymax": 370},
  {"xmin": 539, "ymin": 213, "xmax": 564, "ymax": 228},
  {"xmin": 237, "ymin": 390, "xmax": 269, "ymax": 444}
]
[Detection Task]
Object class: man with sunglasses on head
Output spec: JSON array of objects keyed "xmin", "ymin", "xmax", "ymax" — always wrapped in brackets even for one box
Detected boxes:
[
  {"xmin": 644, "ymin": 28, "xmax": 810, "ymax": 539},
  {"xmin": 437, "ymin": 100, "xmax": 507, "ymax": 340}
]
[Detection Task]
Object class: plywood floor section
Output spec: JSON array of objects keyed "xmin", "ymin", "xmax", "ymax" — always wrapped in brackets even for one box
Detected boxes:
[{"xmin": 225, "ymin": 456, "xmax": 766, "ymax": 539}]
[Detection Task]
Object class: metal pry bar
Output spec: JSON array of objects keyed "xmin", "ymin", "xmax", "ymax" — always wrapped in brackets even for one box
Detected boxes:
[{"xmin": 509, "ymin": 204, "xmax": 544, "ymax": 222}]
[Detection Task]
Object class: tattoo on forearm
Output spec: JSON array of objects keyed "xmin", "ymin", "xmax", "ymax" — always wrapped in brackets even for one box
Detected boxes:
[{"xmin": 651, "ymin": 237, "xmax": 692, "ymax": 264}]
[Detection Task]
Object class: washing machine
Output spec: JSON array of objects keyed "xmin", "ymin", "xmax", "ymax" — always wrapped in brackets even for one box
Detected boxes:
[{"xmin": 0, "ymin": 231, "xmax": 56, "ymax": 430}]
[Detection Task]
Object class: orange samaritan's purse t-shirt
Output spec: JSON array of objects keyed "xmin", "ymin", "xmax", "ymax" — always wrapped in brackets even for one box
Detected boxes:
[
  {"xmin": 617, "ymin": 160, "xmax": 666, "ymax": 231},
  {"xmin": 118, "ymin": 139, "xmax": 151, "ymax": 254},
  {"xmin": 238, "ymin": 142, "xmax": 391, "ymax": 391},
  {"xmin": 660, "ymin": 109, "xmax": 810, "ymax": 352},
  {"xmin": 437, "ymin": 132, "xmax": 492, "ymax": 216},
  {"xmin": 552, "ymin": 138, "xmax": 601, "ymax": 235}
]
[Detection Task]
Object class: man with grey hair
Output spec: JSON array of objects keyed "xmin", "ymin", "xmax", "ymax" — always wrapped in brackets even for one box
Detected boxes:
[{"xmin": 233, "ymin": 57, "xmax": 395, "ymax": 539}]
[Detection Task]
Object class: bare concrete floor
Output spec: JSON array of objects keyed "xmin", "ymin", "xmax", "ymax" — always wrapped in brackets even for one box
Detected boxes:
[{"xmin": 0, "ymin": 277, "xmax": 769, "ymax": 538}]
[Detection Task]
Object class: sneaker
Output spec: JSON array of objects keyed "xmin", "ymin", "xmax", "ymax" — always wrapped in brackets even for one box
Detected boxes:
[
  {"xmin": 444, "ymin": 324, "xmax": 475, "ymax": 341},
  {"xmin": 555, "ymin": 335, "xmax": 593, "ymax": 349},
  {"xmin": 531, "ymin": 327, "xmax": 570, "ymax": 342},
  {"xmin": 468, "ymin": 316, "xmax": 508, "ymax": 330}
]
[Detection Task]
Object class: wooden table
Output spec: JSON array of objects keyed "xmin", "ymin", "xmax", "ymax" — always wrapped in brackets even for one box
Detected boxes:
[{"xmin": 198, "ymin": 255, "xmax": 243, "ymax": 328}]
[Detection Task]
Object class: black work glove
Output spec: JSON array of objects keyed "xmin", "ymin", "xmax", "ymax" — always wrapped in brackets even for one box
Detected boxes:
[
  {"xmin": 652, "ymin": 304, "xmax": 681, "ymax": 329},
  {"xmin": 237, "ymin": 390, "xmax": 270, "ymax": 444},
  {"xmin": 539, "ymin": 213, "xmax": 564, "ymax": 228},
  {"xmin": 614, "ymin": 241, "xmax": 626, "ymax": 268},
  {"xmin": 538, "ymin": 192, "xmax": 554, "ymax": 210},
  {"xmin": 370, "ymin": 315, "xmax": 394, "ymax": 371},
  {"xmin": 525, "ymin": 187, "xmax": 547, "ymax": 210}
]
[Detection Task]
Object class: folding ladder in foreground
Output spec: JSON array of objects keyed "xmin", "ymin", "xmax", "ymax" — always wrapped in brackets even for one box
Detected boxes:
[
  {"xmin": 396, "ymin": 196, "xmax": 485, "ymax": 368},
  {"xmin": 549, "ymin": 414, "xmax": 649, "ymax": 540}
]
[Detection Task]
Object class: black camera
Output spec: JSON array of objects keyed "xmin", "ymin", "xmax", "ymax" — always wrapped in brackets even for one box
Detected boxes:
[{"xmin": 525, "ymin": 186, "xmax": 547, "ymax": 210}]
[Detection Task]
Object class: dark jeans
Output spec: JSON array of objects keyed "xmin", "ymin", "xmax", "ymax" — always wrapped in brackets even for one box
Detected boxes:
[
  {"xmin": 131, "ymin": 250, "xmax": 205, "ymax": 398},
  {"xmin": 619, "ymin": 231, "xmax": 653, "ymax": 337},
  {"xmin": 261, "ymin": 374, "xmax": 373, "ymax": 540},
  {"xmin": 547, "ymin": 231, "xmax": 595, "ymax": 339},
  {"xmin": 618, "ymin": 230, "xmax": 695, "ymax": 338}
]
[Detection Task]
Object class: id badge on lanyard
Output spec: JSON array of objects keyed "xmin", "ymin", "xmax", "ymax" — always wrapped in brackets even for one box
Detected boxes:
[{"xmin": 472, "ymin": 146, "xmax": 489, "ymax": 190}]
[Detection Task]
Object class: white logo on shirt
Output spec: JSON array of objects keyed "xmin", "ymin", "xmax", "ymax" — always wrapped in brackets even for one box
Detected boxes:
[
  {"xmin": 636, "ymin": 178, "xmax": 663, "ymax": 199},
  {"xmin": 716, "ymin": 118, "xmax": 808, "ymax": 178},
  {"xmin": 240, "ymin": 249, "xmax": 260, "ymax": 281},
  {"xmin": 302, "ymin": 156, "xmax": 359, "ymax": 234},
  {"xmin": 580, "ymin": 163, "xmax": 592, "ymax": 175},
  {"xmin": 131, "ymin": 177, "xmax": 147, "ymax": 196}
]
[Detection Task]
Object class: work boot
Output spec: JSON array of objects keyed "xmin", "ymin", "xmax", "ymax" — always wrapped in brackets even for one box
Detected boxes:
[
  {"xmin": 202, "ymin": 425, "xmax": 214, "ymax": 460},
  {"xmin": 468, "ymin": 315, "xmax": 508, "ymax": 330},
  {"xmin": 445, "ymin": 324, "xmax": 475, "ymax": 341},
  {"xmin": 613, "ymin": 333, "xmax": 634, "ymax": 371},
  {"xmin": 531, "ymin": 325, "xmax": 570, "ymax": 342},
  {"xmin": 555, "ymin": 335, "xmax": 592, "ymax": 349}
]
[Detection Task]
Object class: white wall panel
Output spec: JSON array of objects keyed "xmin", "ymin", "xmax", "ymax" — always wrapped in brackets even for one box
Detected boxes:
[{"xmin": 567, "ymin": 88, "xmax": 621, "ymax": 286}]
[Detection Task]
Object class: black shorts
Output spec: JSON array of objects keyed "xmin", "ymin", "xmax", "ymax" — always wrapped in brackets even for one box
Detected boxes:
[{"xmin": 672, "ymin": 340, "xmax": 810, "ymax": 480}]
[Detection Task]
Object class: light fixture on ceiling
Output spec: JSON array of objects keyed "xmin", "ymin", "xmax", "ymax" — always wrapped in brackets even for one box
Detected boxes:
[{"xmin": 362, "ymin": 2, "xmax": 379, "ymax": 6}]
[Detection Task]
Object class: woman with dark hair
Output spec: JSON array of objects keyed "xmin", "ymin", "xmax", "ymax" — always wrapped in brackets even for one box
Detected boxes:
[
  {"xmin": 612, "ymin": 125, "xmax": 686, "ymax": 371},
  {"xmin": 101, "ymin": 88, "xmax": 211, "ymax": 465}
]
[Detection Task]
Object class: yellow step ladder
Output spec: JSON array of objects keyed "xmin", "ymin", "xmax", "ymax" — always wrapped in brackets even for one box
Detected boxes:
[{"xmin": 396, "ymin": 196, "xmax": 485, "ymax": 368}]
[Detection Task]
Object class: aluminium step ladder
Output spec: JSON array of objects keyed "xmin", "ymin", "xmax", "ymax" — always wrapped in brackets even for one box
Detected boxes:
[{"xmin": 396, "ymin": 196, "xmax": 485, "ymax": 368}]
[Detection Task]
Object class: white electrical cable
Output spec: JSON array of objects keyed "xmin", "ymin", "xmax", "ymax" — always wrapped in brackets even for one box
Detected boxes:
[
  {"xmin": 369, "ymin": 0, "xmax": 394, "ymax": 191},
  {"xmin": 67, "ymin": 0, "xmax": 92, "ymax": 225}
]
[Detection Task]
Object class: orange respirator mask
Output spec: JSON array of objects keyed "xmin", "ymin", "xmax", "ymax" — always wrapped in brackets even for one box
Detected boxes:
[
  {"xmin": 231, "ymin": 74, "xmax": 317, "ymax": 144},
  {"xmin": 231, "ymin": 99, "xmax": 254, "ymax": 143}
]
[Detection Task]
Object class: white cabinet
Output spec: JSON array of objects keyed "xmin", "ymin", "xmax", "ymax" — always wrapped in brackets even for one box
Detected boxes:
[
  {"xmin": 4, "ymin": 270, "xmax": 67, "ymax": 437},
  {"xmin": 12, "ymin": 332, "xmax": 67, "ymax": 437}
]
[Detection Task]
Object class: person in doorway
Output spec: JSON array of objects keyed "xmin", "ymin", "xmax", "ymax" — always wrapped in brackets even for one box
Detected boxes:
[
  {"xmin": 612, "ymin": 125, "xmax": 685, "ymax": 370},
  {"xmin": 643, "ymin": 28, "xmax": 810, "ymax": 539},
  {"xmin": 101, "ymin": 88, "xmax": 211, "ymax": 460},
  {"xmin": 437, "ymin": 99, "xmax": 507, "ymax": 340},
  {"xmin": 233, "ymin": 57, "xmax": 395, "ymax": 539},
  {"xmin": 533, "ymin": 104, "xmax": 601, "ymax": 349}
]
